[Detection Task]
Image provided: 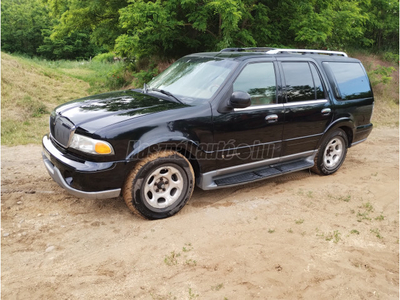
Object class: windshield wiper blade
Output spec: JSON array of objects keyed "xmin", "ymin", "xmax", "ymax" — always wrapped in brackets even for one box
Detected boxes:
[{"xmin": 148, "ymin": 88, "xmax": 184, "ymax": 104}]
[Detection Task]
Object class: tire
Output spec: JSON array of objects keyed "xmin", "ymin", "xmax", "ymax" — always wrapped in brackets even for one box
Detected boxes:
[
  {"xmin": 123, "ymin": 150, "xmax": 195, "ymax": 220},
  {"xmin": 311, "ymin": 129, "xmax": 348, "ymax": 175}
]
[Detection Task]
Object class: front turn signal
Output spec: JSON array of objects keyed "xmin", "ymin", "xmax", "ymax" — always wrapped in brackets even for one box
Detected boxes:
[{"xmin": 95, "ymin": 142, "xmax": 113, "ymax": 154}]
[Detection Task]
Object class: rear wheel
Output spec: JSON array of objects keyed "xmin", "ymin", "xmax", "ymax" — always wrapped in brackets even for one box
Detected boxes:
[
  {"xmin": 123, "ymin": 150, "xmax": 194, "ymax": 219},
  {"xmin": 311, "ymin": 129, "xmax": 348, "ymax": 175}
]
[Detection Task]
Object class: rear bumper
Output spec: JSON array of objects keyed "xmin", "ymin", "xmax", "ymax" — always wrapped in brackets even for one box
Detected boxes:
[
  {"xmin": 42, "ymin": 134, "xmax": 123, "ymax": 199},
  {"xmin": 351, "ymin": 123, "xmax": 373, "ymax": 146}
]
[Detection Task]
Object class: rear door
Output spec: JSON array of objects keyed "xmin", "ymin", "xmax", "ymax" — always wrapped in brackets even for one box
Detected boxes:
[{"xmin": 279, "ymin": 60, "xmax": 333, "ymax": 156}]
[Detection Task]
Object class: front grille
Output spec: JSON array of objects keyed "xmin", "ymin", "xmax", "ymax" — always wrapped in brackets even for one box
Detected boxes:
[{"xmin": 50, "ymin": 115, "xmax": 76, "ymax": 147}]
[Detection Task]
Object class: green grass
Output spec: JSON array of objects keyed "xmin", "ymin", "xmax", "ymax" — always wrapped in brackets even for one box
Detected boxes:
[
  {"xmin": 357, "ymin": 211, "xmax": 372, "ymax": 222},
  {"xmin": 370, "ymin": 228, "xmax": 383, "ymax": 239},
  {"xmin": 328, "ymin": 193, "xmax": 351, "ymax": 202},
  {"xmin": 185, "ymin": 259, "xmax": 197, "ymax": 266},
  {"xmin": 29, "ymin": 57, "xmax": 132, "ymax": 94},
  {"xmin": 182, "ymin": 243, "xmax": 193, "ymax": 252},
  {"xmin": 188, "ymin": 287, "xmax": 199, "ymax": 299},
  {"xmin": 164, "ymin": 251, "xmax": 180, "ymax": 266},
  {"xmin": 1, "ymin": 52, "xmax": 130, "ymax": 146},
  {"xmin": 362, "ymin": 201, "xmax": 374, "ymax": 212},
  {"xmin": 317, "ymin": 230, "xmax": 341, "ymax": 243}
]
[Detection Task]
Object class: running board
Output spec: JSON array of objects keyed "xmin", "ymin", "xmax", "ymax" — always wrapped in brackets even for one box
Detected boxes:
[{"xmin": 213, "ymin": 159, "xmax": 314, "ymax": 187}]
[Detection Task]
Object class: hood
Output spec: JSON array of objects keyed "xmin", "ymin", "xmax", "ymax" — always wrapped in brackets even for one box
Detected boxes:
[{"xmin": 53, "ymin": 90, "xmax": 186, "ymax": 133}]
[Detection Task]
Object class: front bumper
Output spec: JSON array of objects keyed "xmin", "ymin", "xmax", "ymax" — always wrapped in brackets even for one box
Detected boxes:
[{"xmin": 42, "ymin": 134, "xmax": 123, "ymax": 199}]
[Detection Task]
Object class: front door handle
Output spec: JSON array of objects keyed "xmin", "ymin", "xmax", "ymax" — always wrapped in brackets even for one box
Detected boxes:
[
  {"xmin": 265, "ymin": 114, "xmax": 278, "ymax": 123},
  {"xmin": 321, "ymin": 108, "xmax": 331, "ymax": 116}
]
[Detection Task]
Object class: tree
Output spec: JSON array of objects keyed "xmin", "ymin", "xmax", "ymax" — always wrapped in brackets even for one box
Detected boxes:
[
  {"xmin": 361, "ymin": 0, "xmax": 399, "ymax": 51},
  {"xmin": 266, "ymin": 0, "xmax": 370, "ymax": 49},
  {"xmin": 38, "ymin": 29, "xmax": 102, "ymax": 60},
  {"xmin": 1, "ymin": 0, "xmax": 52, "ymax": 56},
  {"xmin": 3, "ymin": 0, "xmax": 398, "ymax": 61},
  {"xmin": 45, "ymin": 0, "xmax": 129, "ymax": 51},
  {"xmin": 115, "ymin": 0, "xmax": 272, "ymax": 59},
  {"xmin": 1, "ymin": 0, "xmax": 105, "ymax": 59}
]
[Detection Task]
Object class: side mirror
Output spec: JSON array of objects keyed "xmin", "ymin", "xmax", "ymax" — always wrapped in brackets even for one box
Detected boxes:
[{"xmin": 229, "ymin": 91, "xmax": 251, "ymax": 109}]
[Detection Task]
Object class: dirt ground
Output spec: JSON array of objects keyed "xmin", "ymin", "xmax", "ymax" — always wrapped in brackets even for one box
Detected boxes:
[{"xmin": 1, "ymin": 127, "xmax": 399, "ymax": 300}]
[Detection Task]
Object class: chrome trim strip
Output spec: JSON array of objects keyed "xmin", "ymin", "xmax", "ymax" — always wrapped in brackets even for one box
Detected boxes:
[
  {"xmin": 234, "ymin": 100, "xmax": 328, "ymax": 111},
  {"xmin": 284, "ymin": 99, "xmax": 328, "ymax": 107},
  {"xmin": 234, "ymin": 103, "xmax": 284, "ymax": 112},
  {"xmin": 197, "ymin": 150, "xmax": 317, "ymax": 190}
]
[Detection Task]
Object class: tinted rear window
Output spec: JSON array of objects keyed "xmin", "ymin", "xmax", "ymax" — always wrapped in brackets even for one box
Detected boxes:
[
  {"xmin": 323, "ymin": 62, "xmax": 372, "ymax": 100},
  {"xmin": 282, "ymin": 62, "xmax": 325, "ymax": 102}
]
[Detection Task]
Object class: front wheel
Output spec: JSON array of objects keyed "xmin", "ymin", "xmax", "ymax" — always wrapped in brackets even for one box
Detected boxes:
[
  {"xmin": 123, "ymin": 150, "xmax": 195, "ymax": 219},
  {"xmin": 311, "ymin": 129, "xmax": 348, "ymax": 175}
]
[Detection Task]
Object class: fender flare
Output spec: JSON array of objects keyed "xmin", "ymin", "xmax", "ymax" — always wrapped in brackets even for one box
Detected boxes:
[
  {"xmin": 126, "ymin": 136, "xmax": 203, "ymax": 161},
  {"xmin": 318, "ymin": 117, "xmax": 355, "ymax": 148}
]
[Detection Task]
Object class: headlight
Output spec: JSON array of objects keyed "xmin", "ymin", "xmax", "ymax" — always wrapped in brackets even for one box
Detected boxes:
[{"xmin": 69, "ymin": 134, "xmax": 114, "ymax": 155}]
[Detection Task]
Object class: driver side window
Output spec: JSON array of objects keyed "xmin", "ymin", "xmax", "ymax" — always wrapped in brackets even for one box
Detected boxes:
[{"xmin": 233, "ymin": 62, "xmax": 277, "ymax": 106}]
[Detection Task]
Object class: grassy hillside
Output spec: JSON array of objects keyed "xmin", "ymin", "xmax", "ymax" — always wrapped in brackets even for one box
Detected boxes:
[
  {"xmin": 1, "ymin": 53, "xmax": 128, "ymax": 146},
  {"xmin": 1, "ymin": 52, "xmax": 398, "ymax": 146},
  {"xmin": 1, "ymin": 53, "xmax": 92, "ymax": 145}
]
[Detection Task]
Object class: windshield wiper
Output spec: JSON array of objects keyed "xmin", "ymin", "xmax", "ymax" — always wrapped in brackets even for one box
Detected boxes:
[{"xmin": 148, "ymin": 88, "xmax": 184, "ymax": 104}]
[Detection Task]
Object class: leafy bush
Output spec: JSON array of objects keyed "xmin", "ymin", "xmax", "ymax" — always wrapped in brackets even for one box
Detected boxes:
[
  {"xmin": 383, "ymin": 52, "xmax": 399, "ymax": 65},
  {"xmin": 106, "ymin": 66, "xmax": 131, "ymax": 90},
  {"xmin": 132, "ymin": 67, "xmax": 159, "ymax": 88},
  {"xmin": 93, "ymin": 52, "xmax": 116, "ymax": 63},
  {"xmin": 368, "ymin": 65, "xmax": 396, "ymax": 86}
]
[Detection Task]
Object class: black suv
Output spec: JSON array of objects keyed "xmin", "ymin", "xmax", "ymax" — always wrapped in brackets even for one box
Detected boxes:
[{"xmin": 42, "ymin": 48, "xmax": 374, "ymax": 219}]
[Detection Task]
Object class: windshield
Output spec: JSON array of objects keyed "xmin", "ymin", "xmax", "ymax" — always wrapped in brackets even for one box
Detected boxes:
[{"xmin": 147, "ymin": 56, "xmax": 238, "ymax": 104}]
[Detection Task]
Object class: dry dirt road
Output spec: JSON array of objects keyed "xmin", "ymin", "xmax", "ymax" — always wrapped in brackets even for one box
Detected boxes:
[{"xmin": 1, "ymin": 127, "xmax": 399, "ymax": 300}]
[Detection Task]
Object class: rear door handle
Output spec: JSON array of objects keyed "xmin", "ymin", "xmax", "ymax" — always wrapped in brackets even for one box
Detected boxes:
[
  {"xmin": 265, "ymin": 114, "xmax": 278, "ymax": 123},
  {"xmin": 321, "ymin": 108, "xmax": 331, "ymax": 116}
]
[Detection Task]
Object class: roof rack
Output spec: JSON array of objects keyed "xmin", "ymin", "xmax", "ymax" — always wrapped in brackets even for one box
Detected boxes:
[
  {"xmin": 220, "ymin": 47, "xmax": 275, "ymax": 53},
  {"xmin": 219, "ymin": 47, "xmax": 348, "ymax": 57},
  {"xmin": 266, "ymin": 48, "xmax": 348, "ymax": 57}
]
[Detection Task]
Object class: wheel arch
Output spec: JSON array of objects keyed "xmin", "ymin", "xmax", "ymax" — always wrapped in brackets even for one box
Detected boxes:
[
  {"xmin": 338, "ymin": 126, "xmax": 353, "ymax": 147},
  {"xmin": 126, "ymin": 137, "xmax": 203, "ymax": 179},
  {"xmin": 320, "ymin": 118, "xmax": 355, "ymax": 148}
]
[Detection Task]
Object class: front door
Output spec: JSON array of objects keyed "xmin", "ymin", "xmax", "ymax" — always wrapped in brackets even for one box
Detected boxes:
[{"xmin": 212, "ymin": 61, "xmax": 285, "ymax": 170}]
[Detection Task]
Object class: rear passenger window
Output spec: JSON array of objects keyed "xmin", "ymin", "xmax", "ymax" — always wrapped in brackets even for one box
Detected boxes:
[
  {"xmin": 282, "ymin": 62, "xmax": 325, "ymax": 102},
  {"xmin": 323, "ymin": 62, "xmax": 372, "ymax": 100},
  {"xmin": 233, "ymin": 62, "xmax": 276, "ymax": 106}
]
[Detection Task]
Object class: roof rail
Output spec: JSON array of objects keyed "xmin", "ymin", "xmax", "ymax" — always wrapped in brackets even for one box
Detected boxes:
[
  {"xmin": 266, "ymin": 48, "xmax": 348, "ymax": 57},
  {"xmin": 220, "ymin": 47, "xmax": 275, "ymax": 53},
  {"xmin": 220, "ymin": 47, "xmax": 348, "ymax": 57},
  {"xmin": 220, "ymin": 48, "xmax": 246, "ymax": 52}
]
